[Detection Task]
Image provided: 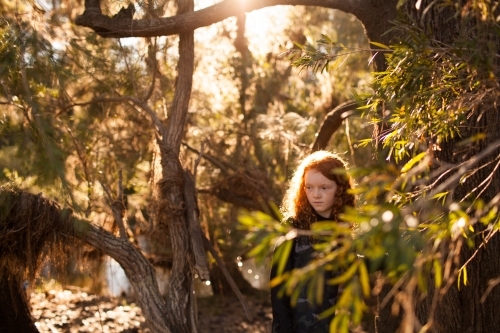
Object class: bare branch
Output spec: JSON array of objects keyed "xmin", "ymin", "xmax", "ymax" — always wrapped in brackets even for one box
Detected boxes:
[
  {"xmin": 182, "ymin": 141, "xmax": 232, "ymax": 174},
  {"xmin": 201, "ymin": 234, "xmax": 253, "ymax": 321},
  {"xmin": 311, "ymin": 100, "xmax": 363, "ymax": 151},
  {"xmin": 72, "ymin": 96, "xmax": 167, "ymax": 138},
  {"xmin": 183, "ymin": 169, "xmax": 210, "ymax": 280}
]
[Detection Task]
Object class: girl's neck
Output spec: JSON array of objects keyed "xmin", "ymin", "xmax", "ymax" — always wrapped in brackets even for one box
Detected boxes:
[{"xmin": 314, "ymin": 211, "xmax": 331, "ymax": 221}]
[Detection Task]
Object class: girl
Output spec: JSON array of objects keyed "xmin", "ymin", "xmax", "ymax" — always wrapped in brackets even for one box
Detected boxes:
[{"xmin": 271, "ymin": 150, "xmax": 356, "ymax": 333}]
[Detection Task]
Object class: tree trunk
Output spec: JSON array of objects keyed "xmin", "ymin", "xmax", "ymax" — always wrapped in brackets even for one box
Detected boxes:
[
  {"xmin": 403, "ymin": 1, "xmax": 500, "ymax": 332},
  {"xmin": 0, "ymin": 273, "xmax": 39, "ymax": 333},
  {"xmin": 149, "ymin": 0, "xmax": 196, "ymax": 330}
]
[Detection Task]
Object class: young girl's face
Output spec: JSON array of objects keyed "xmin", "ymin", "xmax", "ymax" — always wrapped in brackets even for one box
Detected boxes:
[{"xmin": 304, "ymin": 168, "xmax": 338, "ymax": 218}]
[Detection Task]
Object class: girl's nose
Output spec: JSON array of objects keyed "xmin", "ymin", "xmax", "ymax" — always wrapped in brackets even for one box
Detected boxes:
[{"xmin": 313, "ymin": 189, "xmax": 321, "ymax": 197}]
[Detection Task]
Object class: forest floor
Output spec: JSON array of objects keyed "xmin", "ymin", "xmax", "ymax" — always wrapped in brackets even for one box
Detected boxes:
[{"xmin": 30, "ymin": 287, "xmax": 273, "ymax": 333}]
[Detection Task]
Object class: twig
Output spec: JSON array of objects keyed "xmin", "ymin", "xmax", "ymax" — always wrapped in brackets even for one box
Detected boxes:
[
  {"xmin": 71, "ymin": 96, "xmax": 167, "ymax": 138},
  {"xmin": 100, "ymin": 171, "xmax": 128, "ymax": 240},
  {"xmin": 182, "ymin": 142, "xmax": 232, "ymax": 174},
  {"xmin": 189, "ymin": 280, "xmax": 199, "ymax": 333},
  {"xmin": 201, "ymin": 234, "xmax": 253, "ymax": 321},
  {"xmin": 413, "ymin": 139, "xmax": 500, "ymax": 211},
  {"xmin": 143, "ymin": 39, "xmax": 158, "ymax": 102},
  {"xmin": 118, "ymin": 40, "xmax": 139, "ymax": 96},
  {"xmin": 66, "ymin": 127, "xmax": 93, "ymax": 217},
  {"xmin": 380, "ymin": 272, "xmax": 408, "ymax": 309},
  {"xmin": 481, "ymin": 277, "xmax": 500, "ymax": 303},
  {"xmin": 193, "ymin": 141, "xmax": 205, "ymax": 179}
]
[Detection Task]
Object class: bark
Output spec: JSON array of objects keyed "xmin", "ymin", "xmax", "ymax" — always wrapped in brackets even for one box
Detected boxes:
[
  {"xmin": 0, "ymin": 273, "xmax": 39, "ymax": 333},
  {"xmin": 151, "ymin": 0, "xmax": 196, "ymax": 331},
  {"xmin": 75, "ymin": 0, "xmax": 395, "ymax": 41},
  {"xmin": 74, "ymin": 219, "xmax": 172, "ymax": 333},
  {"xmin": 183, "ymin": 170, "xmax": 210, "ymax": 281},
  {"xmin": 311, "ymin": 100, "xmax": 363, "ymax": 151}
]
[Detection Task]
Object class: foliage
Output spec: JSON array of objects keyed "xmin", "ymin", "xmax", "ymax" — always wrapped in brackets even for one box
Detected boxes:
[
  {"xmin": 368, "ymin": 21, "xmax": 499, "ymax": 163},
  {"xmin": 240, "ymin": 1, "xmax": 500, "ymax": 332}
]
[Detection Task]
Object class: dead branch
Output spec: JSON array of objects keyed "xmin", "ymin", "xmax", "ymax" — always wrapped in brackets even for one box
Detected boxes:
[
  {"xmin": 201, "ymin": 234, "xmax": 253, "ymax": 321},
  {"xmin": 71, "ymin": 96, "xmax": 167, "ymax": 139},
  {"xmin": 182, "ymin": 142, "xmax": 233, "ymax": 174},
  {"xmin": 183, "ymin": 169, "xmax": 210, "ymax": 280}
]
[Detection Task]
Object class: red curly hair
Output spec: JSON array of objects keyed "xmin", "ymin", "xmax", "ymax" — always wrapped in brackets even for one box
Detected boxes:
[{"xmin": 281, "ymin": 151, "xmax": 356, "ymax": 230}]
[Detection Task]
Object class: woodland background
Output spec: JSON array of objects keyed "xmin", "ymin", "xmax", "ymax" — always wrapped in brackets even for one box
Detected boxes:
[{"xmin": 1, "ymin": 0, "xmax": 499, "ymax": 333}]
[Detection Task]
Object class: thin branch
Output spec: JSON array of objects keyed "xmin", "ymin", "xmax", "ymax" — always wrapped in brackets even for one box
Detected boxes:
[
  {"xmin": 143, "ymin": 39, "xmax": 159, "ymax": 102},
  {"xmin": 182, "ymin": 142, "xmax": 232, "ymax": 174},
  {"xmin": 72, "ymin": 96, "xmax": 167, "ymax": 138},
  {"xmin": 201, "ymin": 234, "xmax": 253, "ymax": 321},
  {"xmin": 118, "ymin": 40, "xmax": 139, "ymax": 95},
  {"xmin": 481, "ymin": 277, "xmax": 500, "ymax": 303},
  {"xmin": 458, "ymin": 228, "xmax": 498, "ymax": 274},
  {"xmin": 462, "ymin": 157, "xmax": 500, "ymax": 205},
  {"xmin": 183, "ymin": 169, "xmax": 210, "ymax": 280},
  {"xmin": 66, "ymin": 127, "xmax": 93, "ymax": 217},
  {"xmin": 192, "ymin": 141, "xmax": 205, "ymax": 179},
  {"xmin": 100, "ymin": 172, "xmax": 128, "ymax": 240},
  {"xmin": 413, "ymin": 139, "xmax": 500, "ymax": 210}
]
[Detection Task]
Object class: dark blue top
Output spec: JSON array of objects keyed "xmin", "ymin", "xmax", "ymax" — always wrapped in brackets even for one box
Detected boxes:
[{"xmin": 271, "ymin": 216, "xmax": 339, "ymax": 333}]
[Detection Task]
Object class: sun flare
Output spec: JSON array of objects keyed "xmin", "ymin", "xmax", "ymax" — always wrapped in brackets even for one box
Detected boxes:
[{"xmin": 195, "ymin": 0, "xmax": 293, "ymax": 56}]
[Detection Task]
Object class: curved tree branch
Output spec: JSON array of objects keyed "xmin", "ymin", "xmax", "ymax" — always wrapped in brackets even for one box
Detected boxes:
[
  {"xmin": 77, "ymin": 219, "xmax": 171, "ymax": 333},
  {"xmin": 0, "ymin": 189, "xmax": 172, "ymax": 333},
  {"xmin": 75, "ymin": 0, "xmax": 395, "ymax": 40},
  {"xmin": 311, "ymin": 100, "xmax": 364, "ymax": 151}
]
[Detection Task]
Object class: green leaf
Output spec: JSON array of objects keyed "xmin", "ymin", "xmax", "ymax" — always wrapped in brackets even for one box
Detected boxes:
[
  {"xmin": 396, "ymin": 0, "xmax": 409, "ymax": 9},
  {"xmin": 328, "ymin": 261, "xmax": 359, "ymax": 285},
  {"xmin": 400, "ymin": 152, "xmax": 427, "ymax": 172},
  {"xmin": 358, "ymin": 260, "xmax": 371, "ymax": 297},
  {"xmin": 275, "ymin": 239, "xmax": 293, "ymax": 275},
  {"xmin": 433, "ymin": 259, "xmax": 442, "ymax": 288},
  {"xmin": 370, "ymin": 41, "xmax": 391, "ymax": 50},
  {"xmin": 457, "ymin": 266, "xmax": 468, "ymax": 290}
]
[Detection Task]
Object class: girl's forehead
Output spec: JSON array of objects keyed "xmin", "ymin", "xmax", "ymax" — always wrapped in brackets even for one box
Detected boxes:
[{"xmin": 304, "ymin": 169, "xmax": 336, "ymax": 183}]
